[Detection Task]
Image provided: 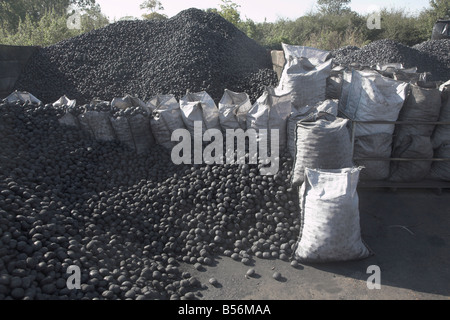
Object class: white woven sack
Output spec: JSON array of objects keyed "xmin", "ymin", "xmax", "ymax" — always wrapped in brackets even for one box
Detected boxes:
[
  {"xmin": 294, "ymin": 167, "xmax": 370, "ymax": 263},
  {"xmin": 247, "ymin": 87, "xmax": 292, "ymax": 153},
  {"xmin": 219, "ymin": 89, "xmax": 252, "ymax": 131},
  {"xmin": 110, "ymin": 95, "xmax": 155, "ymax": 153},
  {"xmin": 291, "ymin": 113, "xmax": 354, "ymax": 186},
  {"xmin": 354, "ymin": 133, "xmax": 393, "ymax": 181},
  {"xmin": 54, "ymin": 96, "xmax": 79, "ymax": 128},
  {"xmin": 110, "ymin": 116, "xmax": 135, "ymax": 151},
  {"xmin": 287, "ymin": 99, "xmax": 339, "ymax": 157},
  {"xmin": 79, "ymin": 111, "xmax": 115, "ymax": 142},
  {"xmin": 430, "ymin": 143, "xmax": 450, "ymax": 181},
  {"xmin": 53, "ymin": 95, "xmax": 76, "ymax": 108},
  {"xmin": 180, "ymin": 91, "xmax": 220, "ymax": 142},
  {"xmin": 432, "ymin": 82, "xmax": 450, "ymax": 149},
  {"xmin": 389, "ymin": 135, "xmax": 434, "ymax": 182},
  {"xmin": 394, "ymin": 82, "xmax": 442, "ymax": 141},
  {"xmin": 337, "ymin": 70, "xmax": 353, "ymax": 112},
  {"xmin": 344, "ymin": 70, "xmax": 409, "ymax": 136},
  {"xmin": 278, "ymin": 56, "xmax": 332, "ymax": 109},
  {"xmin": 148, "ymin": 94, "xmax": 185, "ymax": 150},
  {"xmin": 281, "ymin": 43, "xmax": 330, "ymax": 65},
  {"xmin": 111, "ymin": 95, "xmax": 148, "ymax": 110},
  {"xmin": 5, "ymin": 91, "xmax": 41, "ymax": 104}
]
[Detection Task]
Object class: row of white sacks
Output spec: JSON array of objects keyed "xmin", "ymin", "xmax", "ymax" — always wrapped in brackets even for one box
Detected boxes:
[{"xmin": 6, "ymin": 78, "xmax": 450, "ymax": 185}]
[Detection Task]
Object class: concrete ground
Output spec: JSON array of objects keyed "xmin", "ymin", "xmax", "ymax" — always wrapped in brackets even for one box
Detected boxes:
[{"xmin": 180, "ymin": 188, "xmax": 450, "ymax": 300}]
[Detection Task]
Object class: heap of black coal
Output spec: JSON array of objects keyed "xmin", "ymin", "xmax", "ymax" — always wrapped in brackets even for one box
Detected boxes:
[
  {"xmin": 331, "ymin": 39, "xmax": 450, "ymax": 82},
  {"xmin": 14, "ymin": 8, "xmax": 278, "ymax": 105}
]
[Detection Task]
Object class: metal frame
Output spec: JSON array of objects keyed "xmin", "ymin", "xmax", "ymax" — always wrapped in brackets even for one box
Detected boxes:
[{"xmin": 340, "ymin": 111, "xmax": 450, "ymax": 191}]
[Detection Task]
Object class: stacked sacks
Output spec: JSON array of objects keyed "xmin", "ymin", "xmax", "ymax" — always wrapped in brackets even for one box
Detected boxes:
[
  {"xmin": 432, "ymin": 81, "xmax": 450, "ymax": 149},
  {"xmin": 331, "ymin": 39, "xmax": 449, "ymax": 82},
  {"xmin": 431, "ymin": 81, "xmax": 450, "ymax": 181},
  {"xmin": 277, "ymin": 44, "xmax": 332, "ymax": 109},
  {"xmin": 55, "ymin": 94, "xmax": 156, "ymax": 154},
  {"xmin": 342, "ymin": 70, "xmax": 409, "ymax": 181},
  {"xmin": 287, "ymin": 99, "xmax": 338, "ymax": 158},
  {"xmin": 290, "ymin": 112, "xmax": 354, "ymax": 187},
  {"xmin": 271, "ymin": 48, "xmax": 367, "ymax": 262},
  {"xmin": 336, "ymin": 64, "xmax": 427, "ymax": 114},
  {"xmin": 51, "ymin": 88, "xmax": 294, "ymax": 160},
  {"xmin": 326, "ymin": 66, "xmax": 346, "ymax": 100},
  {"xmin": 390, "ymin": 82, "xmax": 442, "ymax": 182}
]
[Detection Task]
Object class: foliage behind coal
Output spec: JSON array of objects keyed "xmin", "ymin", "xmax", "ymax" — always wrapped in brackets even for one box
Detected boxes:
[{"xmin": 14, "ymin": 8, "xmax": 277, "ymax": 105}]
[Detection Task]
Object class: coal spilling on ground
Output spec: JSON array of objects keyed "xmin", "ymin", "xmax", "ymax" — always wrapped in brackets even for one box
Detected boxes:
[
  {"xmin": 14, "ymin": 8, "xmax": 278, "ymax": 105},
  {"xmin": 0, "ymin": 100, "xmax": 299, "ymax": 300}
]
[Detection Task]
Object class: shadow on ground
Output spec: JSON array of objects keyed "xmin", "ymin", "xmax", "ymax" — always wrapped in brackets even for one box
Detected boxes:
[
  {"xmin": 187, "ymin": 188, "xmax": 450, "ymax": 300},
  {"xmin": 308, "ymin": 188, "xmax": 450, "ymax": 298}
]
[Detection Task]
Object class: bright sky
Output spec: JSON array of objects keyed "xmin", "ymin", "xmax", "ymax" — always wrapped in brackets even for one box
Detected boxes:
[{"xmin": 95, "ymin": 0, "xmax": 431, "ymax": 22}]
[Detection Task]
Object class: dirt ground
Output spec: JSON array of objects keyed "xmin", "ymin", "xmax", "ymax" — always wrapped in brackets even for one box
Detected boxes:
[{"xmin": 179, "ymin": 188, "xmax": 450, "ymax": 300}]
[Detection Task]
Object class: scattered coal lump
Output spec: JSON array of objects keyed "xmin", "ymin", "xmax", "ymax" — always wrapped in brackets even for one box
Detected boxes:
[{"xmin": 0, "ymin": 99, "xmax": 299, "ymax": 300}]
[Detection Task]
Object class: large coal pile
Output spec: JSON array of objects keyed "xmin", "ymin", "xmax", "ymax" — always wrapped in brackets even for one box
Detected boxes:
[
  {"xmin": 0, "ymin": 100, "xmax": 298, "ymax": 300},
  {"xmin": 413, "ymin": 39, "xmax": 450, "ymax": 69},
  {"xmin": 331, "ymin": 39, "xmax": 450, "ymax": 81},
  {"xmin": 14, "ymin": 8, "xmax": 278, "ymax": 105}
]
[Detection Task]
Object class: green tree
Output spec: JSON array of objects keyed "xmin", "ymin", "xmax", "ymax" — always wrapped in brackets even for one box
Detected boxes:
[
  {"xmin": 0, "ymin": 1, "xmax": 109, "ymax": 46},
  {"xmin": 317, "ymin": 0, "xmax": 352, "ymax": 15},
  {"xmin": 218, "ymin": 0, "xmax": 242, "ymax": 26},
  {"xmin": 363, "ymin": 8, "xmax": 429, "ymax": 46},
  {"xmin": 429, "ymin": 0, "xmax": 450, "ymax": 18},
  {"xmin": 0, "ymin": 10, "xmax": 79, "ymax": 46},
  {"xmin": 0, "ymin": 0, "xmax": 97, "ymax": 35},
  {"xmin": 142, "ymin": 12, "xmax": 167, "ymax": 20},
  {"xmin": 140, "ymin": 0, "xmax": 167, "ymax": 19},
  {"xmin": 417, "ymin": 0, "xmax": 450, "ymax": 40},
  {"xmin": 80, "ymin": 4, "xmax": 110, "ymax": 33}
]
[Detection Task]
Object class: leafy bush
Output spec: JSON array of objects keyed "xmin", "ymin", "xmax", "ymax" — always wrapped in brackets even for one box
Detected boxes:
[{"xmin": 0, "ymin": 9, "xmax": 109, "ymax": 47}]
